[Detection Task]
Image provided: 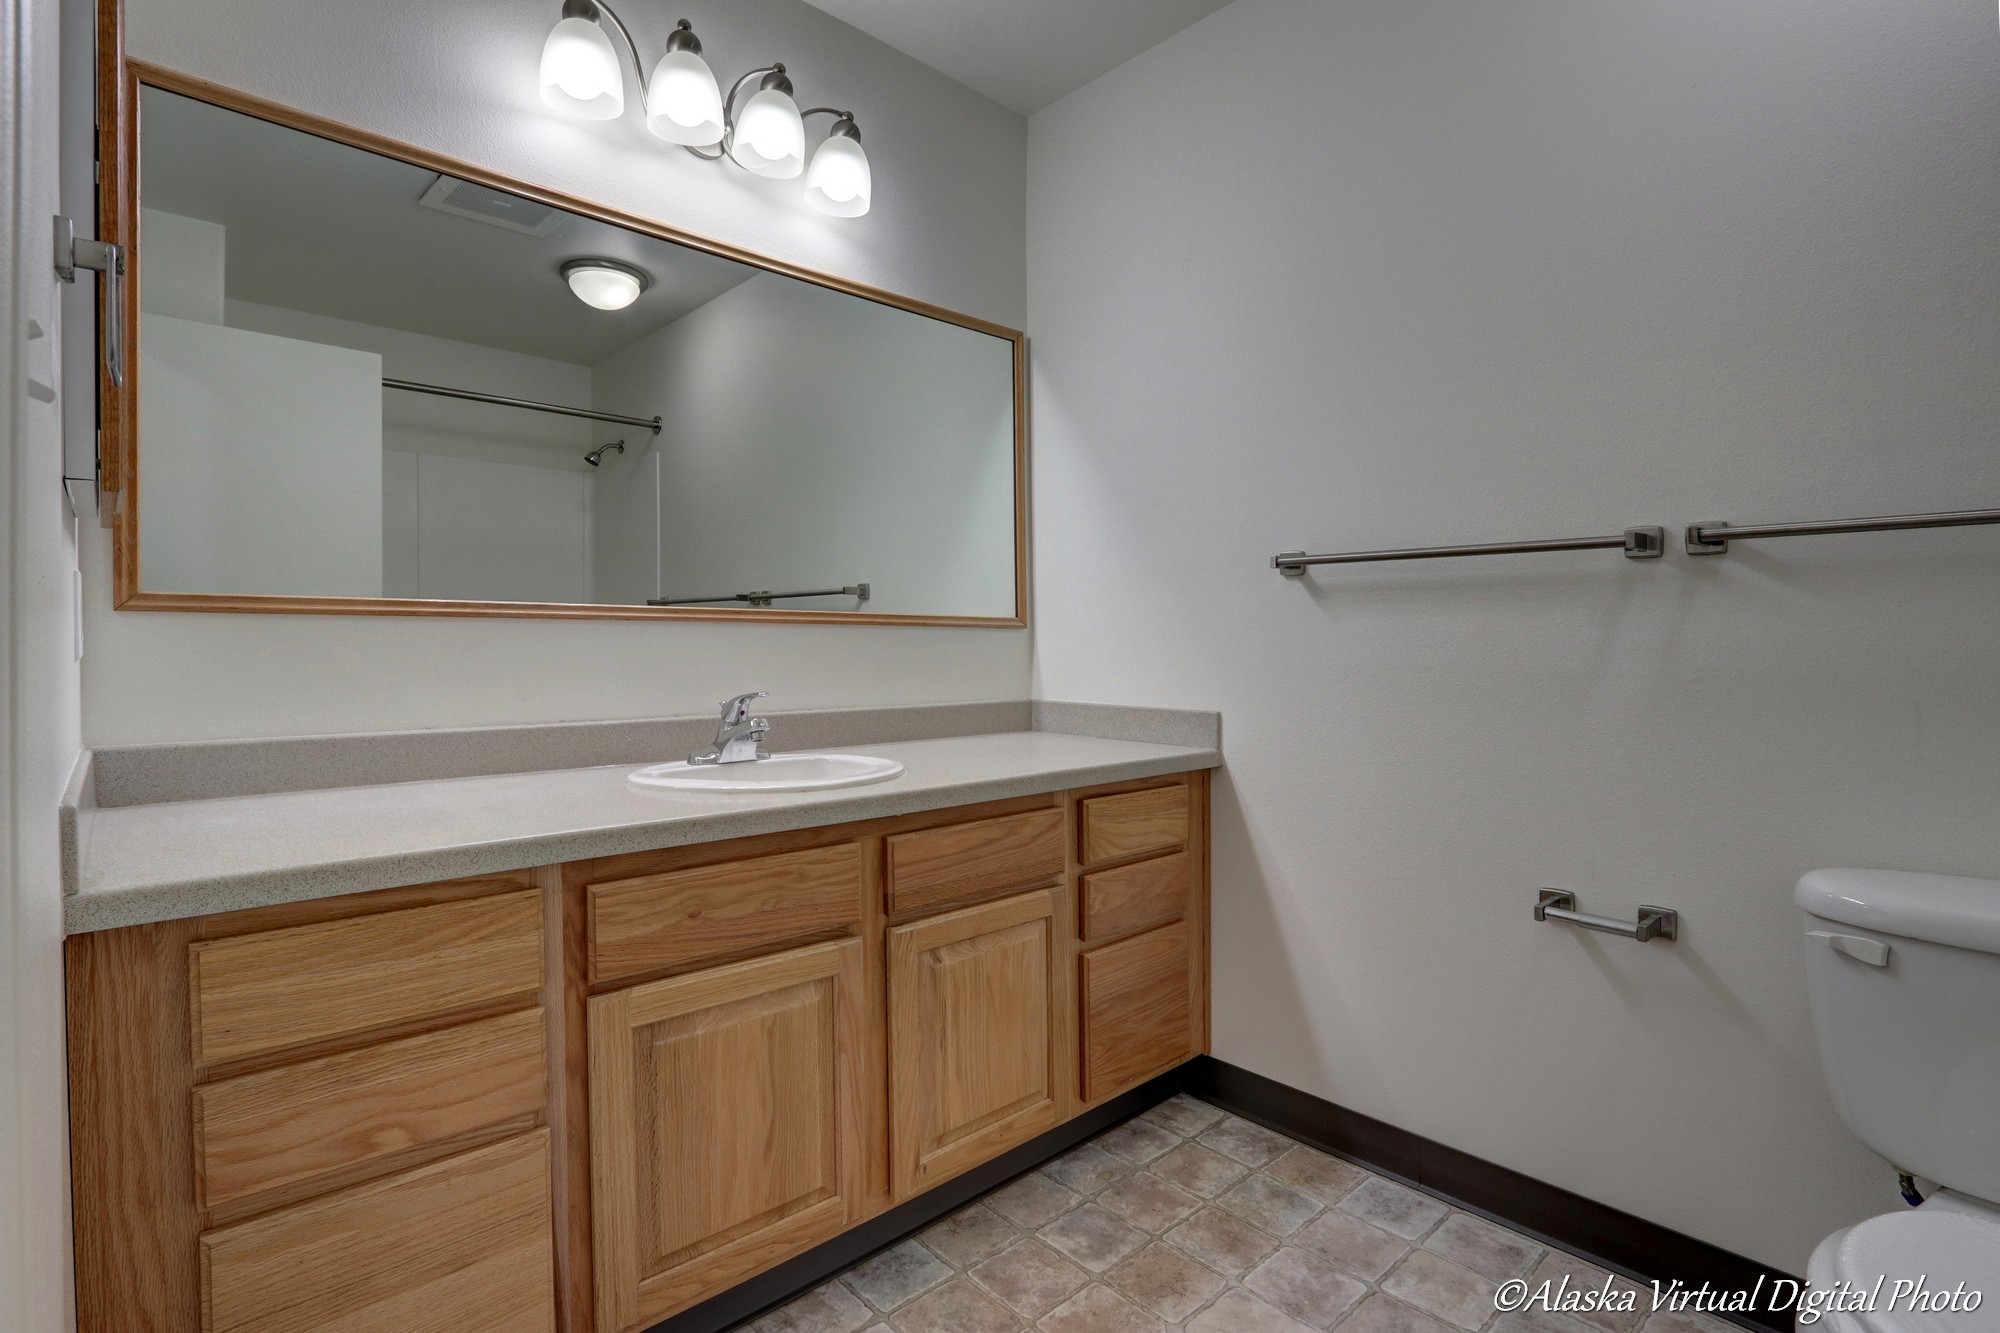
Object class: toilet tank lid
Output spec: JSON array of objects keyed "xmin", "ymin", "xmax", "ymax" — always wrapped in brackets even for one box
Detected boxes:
[{"xmin": 1797, "ymin": 868, "xmax": 2000, "ymax": 955}]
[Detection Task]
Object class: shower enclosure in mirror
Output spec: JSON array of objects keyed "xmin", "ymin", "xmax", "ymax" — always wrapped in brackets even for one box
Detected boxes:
[{"xmin": 97, "ymin": 64, "xmax": 1024, "ymax": 625}]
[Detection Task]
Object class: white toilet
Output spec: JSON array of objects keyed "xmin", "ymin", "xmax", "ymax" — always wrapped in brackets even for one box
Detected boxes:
[{"xmin": 1798, "ymin": 868, "xmax": 2000, "ymax": 1333}]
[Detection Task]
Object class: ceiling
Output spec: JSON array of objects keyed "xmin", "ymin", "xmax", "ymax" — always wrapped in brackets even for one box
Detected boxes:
[
  {"xmin": 139, "ymin": 87, "xmax": 757, "ymax": 365},
  {"xmin": 796, "ymin": 0, "xmax": 1237, "ymax": 115}
]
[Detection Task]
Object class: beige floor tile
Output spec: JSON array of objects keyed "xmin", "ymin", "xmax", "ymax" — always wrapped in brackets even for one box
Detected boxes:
[
  {"xmin": 1265, "ymin": 1146, "xmax": 1370, "ymax": 1206},
  {"xmin": 1044, "ymin": 1143, "xmax": 1134, "ymax": 1196},
  {"xmin": 1142, "ymin": 1094, "xmax": 1227, "ymax": 1138},
  {"xmin": 1149, "ymin": 1143, "xmax": 1251, "ymax": 1198},
  {"xmin": 1218, "ymin": 1174, "xmax": 1326, "ymax": 1237},
  {"xmin": 1097, "ymin": 1172, "xmax": 1203, "ymax": 1233},
  {"xmin": 1336, "ymin": 1292, "xmax": 1461, "ymax": 1333},
  {"xmin": 1198, "ymin": 1116, "xmax": 1298, "ymax": 1168},
  {"xmin": 1095, "ymin": 1117, "xmax": 1182, "ymax": 1165},
  {"xmin": 1292, "ymin": 1210, "xmax": 1412, "ymax": 1281},
  {"xmin": 1640, "ymin": 1309, "xmax": 1741, "ymax": 1333},
  {"xmin": 1382, "ymin": 1250, "xmax": 1499, "ymax": 1331},
  {"xmin": 1492, "ymin": 1308, "xmax": 1600, "ymax": 1333},
  {"xmin": 1187, "ymin": 1287, "xmax": 1318, "ymax": 1333},
  {"xmin": 887, "ymin": 1278, "xmax": 1022, "ymax": 1333},
  {"xmin": 1036, "ymin": 1282, "xmax": 1166, "ymax": 1333},
  {"xmin": 1523, "ymin": 1254, "xmax": 1646, "ymax": 1333},
  {"xmin": 1245, "ymin": 1246, "xmax": 1369, "ymax": 1330},
  {"xmin": 921, "ymin": 1202, "xmax": 1021, "ymax": 1268},
  {"xmin": 1105, "ymin": 1241, "xmax": 1229, "ymax": 1322},
  {"xmin": 1425, "ymin": 1213, "xmax": 1543, "ymax": 1281},
  {"xmin": 753, "ymin": 1279, "xmax": 877, "ymax": 1333},
  {"xmin": 1337, "ymin": 1178, "xmax": 1450, "ymax": 1241},
  {"xmin": 1165, "ymin": 1205, "xmax": 1282, "ymax": 1277},
  {"xmin": 842, "ymin": 1239, "xmax": 952, "ymax": 1313},
  {"xmin": 989, "ymin": 1172, "xmax": 1086, "ymax": 1229},
  {"xmin": 971, "ymin": 1239, "xmax": 1091, "ymax": 1319},
  {"xmin": 1038, "ymin": 1203, "xmax": 1150, "ymax": 1273}
]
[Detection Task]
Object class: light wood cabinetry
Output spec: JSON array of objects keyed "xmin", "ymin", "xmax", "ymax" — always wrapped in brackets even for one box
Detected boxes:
[
  {"xmin": 588, "ymin": 939, "xmax": 867, "ymax": 1331},
  {"xmin": 68, "ymin": 771, "xmax": 1210, "ymax": 1333},
  {"xmin": 888, "ymin": 890, "xmax": 1062, "ymax": 1198}
]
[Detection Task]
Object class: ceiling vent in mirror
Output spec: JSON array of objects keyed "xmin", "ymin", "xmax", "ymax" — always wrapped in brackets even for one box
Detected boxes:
[{"xmin": 417, "ymin": 176, "xmax": 568, "ymax": 237}]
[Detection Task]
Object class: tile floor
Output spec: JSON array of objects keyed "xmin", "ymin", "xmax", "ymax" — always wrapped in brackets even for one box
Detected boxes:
[{"xmin": 741, "ymin": 1095, "xmax": 1739, "ymax": 1333}]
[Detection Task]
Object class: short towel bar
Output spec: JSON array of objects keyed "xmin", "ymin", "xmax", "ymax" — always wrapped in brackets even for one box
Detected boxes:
[{"xmin": 1535, "ymin": 890, "xmax": 1678, "ymax": 943}]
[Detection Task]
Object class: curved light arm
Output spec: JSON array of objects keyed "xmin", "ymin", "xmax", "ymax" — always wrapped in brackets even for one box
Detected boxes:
[
  {"xmin": 684, "ymin": 63, "xmax": 783, "ymax": 164},
  {"xmin": 584, "ymin": 0, "xmax": 649, "ymax": 99}
]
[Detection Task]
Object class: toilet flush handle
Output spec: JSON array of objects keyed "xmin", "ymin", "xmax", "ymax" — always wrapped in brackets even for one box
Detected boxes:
[{"xmin": 1806, "ymin": 930, "xmax": 1891, "ymax": 967}]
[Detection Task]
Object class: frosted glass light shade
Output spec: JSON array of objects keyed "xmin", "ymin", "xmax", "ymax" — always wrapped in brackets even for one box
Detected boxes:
[
  {"xmin": 646, "ymin": 49, "xmax": 724, "ymax": 145},
  {"xmin": 735, "ymin": 87, "xmax": 805, "ymax": 178},
  {"xmin": 806, "ymin": 133, "xmax": 871, "ymax": 217},
  {"xmin": 540, "ymin": 16, "xmax": 623, "ymax": 120},
  {"xmin": 563, "ymin": 261, "xmax": 648, "ymax": 310}
]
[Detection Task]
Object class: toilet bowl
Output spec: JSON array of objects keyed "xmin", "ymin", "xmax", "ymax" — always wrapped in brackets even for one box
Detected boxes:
[
  {"xmin": 1803, "ymin": 1199, "xmax": 1999, "ymax": 1333},
  {"xmin": 1796, "ymin": 869, "xmax": 2000, "ymax": 1333}
]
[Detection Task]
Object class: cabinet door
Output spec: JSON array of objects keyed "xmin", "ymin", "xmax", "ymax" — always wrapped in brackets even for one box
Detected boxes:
[
  {"xmin": 588, "ymin": 938, "xmax": 867, "ymax": 1333},
  {"xmin": 1079, "ymin": 921, "xmax": 1194, "ymax": 1103},
  {"xmin": 888, "ymin": 889, "xmax": 1060, "ymax": 1199}
]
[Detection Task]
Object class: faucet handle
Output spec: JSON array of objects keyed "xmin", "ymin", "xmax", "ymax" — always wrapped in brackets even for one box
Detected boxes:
[{"xmin": 719, "ymin": 691, "xmax": 768, "ymax": 725}]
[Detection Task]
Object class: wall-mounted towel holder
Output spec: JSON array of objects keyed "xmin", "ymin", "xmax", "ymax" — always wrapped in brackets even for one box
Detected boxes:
[{"xmin": 1535, "ymin": 890, "xmax": 1678, "ymax": 943}]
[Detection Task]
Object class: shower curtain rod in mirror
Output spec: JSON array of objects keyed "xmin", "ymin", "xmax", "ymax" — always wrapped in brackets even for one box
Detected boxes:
[{"xmin": 383, "ymin": 376, "xmax": 663, "ymax": 433}]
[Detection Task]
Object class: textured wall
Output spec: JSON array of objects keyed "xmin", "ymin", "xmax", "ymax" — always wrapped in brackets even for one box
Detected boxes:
[{"xmin": 1029, "ymin": 0, "xmax": 2000, "ymax": 1271}]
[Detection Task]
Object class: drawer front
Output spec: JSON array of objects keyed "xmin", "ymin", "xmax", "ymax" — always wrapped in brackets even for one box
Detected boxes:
[
  {"xmin": 199, "ymin": 1129, "xmax": 555, "ymax": 1333},
  {"xmin": 194, "ymin": 1008, "xmax": 547, "ymax": 1210},
  {"xmin": 1078, "ymin": 785, "xmax": 1190, "ymax": 865},
  {"xmin": 189, "ymin": 890, "xmax": 544, "ymax": 1068},
  {"xmin": 1080, "ymin": 852, "xmax": 1189, "ymax": 942},
  {"xmin": 1079, "ymin": 921, "xmax": 1193, "ymax": 1103},
  {"xmin": 885, "ymin": 808, "xmax": 1065, "ymax": 918},
  {"xmin": 589, "ymin": 843, "xmax": 863, "ymax": 982}
]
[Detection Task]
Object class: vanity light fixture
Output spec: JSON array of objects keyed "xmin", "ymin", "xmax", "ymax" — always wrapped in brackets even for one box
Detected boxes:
[
  {"xmin": 561, "ymin": 257, "xmax": 651, "ymax": 310},
  {"xmin": 536, "ymin": 6, "xmax": 871, "ymax": 216}
]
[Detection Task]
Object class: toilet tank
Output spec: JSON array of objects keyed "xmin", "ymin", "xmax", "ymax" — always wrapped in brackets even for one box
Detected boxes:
[{"xmin": 1797, "ymin": 869, "xmax": 2000, "ymax": 1204}]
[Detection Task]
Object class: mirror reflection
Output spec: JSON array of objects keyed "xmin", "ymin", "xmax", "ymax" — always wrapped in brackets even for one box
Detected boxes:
[{"xmin": 134, "ymin": 86, "xmax": 1020, "ymax": 619}]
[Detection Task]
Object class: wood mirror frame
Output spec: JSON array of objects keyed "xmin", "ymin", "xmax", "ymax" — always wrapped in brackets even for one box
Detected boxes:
[{"xmin": 94, "ymin": 24, "xmax": 1027, "ymax": 627}]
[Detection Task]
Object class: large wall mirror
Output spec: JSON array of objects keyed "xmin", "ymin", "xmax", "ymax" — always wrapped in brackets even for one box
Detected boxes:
[{"xmin": 101, "ymin": 65, "xmax": 1025, "ymax": 625}]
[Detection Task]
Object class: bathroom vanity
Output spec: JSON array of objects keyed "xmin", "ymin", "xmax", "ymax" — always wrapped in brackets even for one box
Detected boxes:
[{"xmin": 62, "ymin": 732, "xmax": 1213, "ymax": 1333}]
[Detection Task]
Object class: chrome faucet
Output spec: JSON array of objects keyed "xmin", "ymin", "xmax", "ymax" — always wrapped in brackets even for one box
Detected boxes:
[{"xmin": 690, "ymin": 691, "xmax": 770, "ymax": 765}]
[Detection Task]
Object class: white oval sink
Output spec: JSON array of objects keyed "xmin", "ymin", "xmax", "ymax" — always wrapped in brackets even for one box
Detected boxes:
[{"xmin": 627, "ymin": 753, "xmax": 905, "ymax": 793}]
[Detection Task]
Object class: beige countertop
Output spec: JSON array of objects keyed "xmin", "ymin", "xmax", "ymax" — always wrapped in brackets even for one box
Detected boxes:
[{"xmin": 67, "ymin": 730, "xmax": 1220, "ymax": 934}]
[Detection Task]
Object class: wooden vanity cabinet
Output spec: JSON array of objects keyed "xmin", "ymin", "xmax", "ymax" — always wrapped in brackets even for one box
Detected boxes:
[{"xmin": 67, "ymin": 770, "xmax": 1209, "ymax": 1333}]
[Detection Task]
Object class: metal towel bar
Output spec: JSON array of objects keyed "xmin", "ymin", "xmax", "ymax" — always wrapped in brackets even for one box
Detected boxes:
[
  {"xmin": 1686, "ymin": 507, "xmax": 2000, "ymax": 555},
  {"xmin": 650, "ymin": 583, "xmax": 870, "ymax": 608},
  {"xmin": 1274, "ymin": 527, "xmax": 1664, "ymax": 574},
  {"xmin": 1535, "ymin": 890, "xmax": 1678, "ymax": 943}
]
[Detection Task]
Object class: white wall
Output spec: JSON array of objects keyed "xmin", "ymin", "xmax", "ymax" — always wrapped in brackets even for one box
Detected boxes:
[
  {"xmin": 83, "ymin": 0, "xmax": 1030, "ymax": 745},
  {"xmin": 593, "ymin": 273, "xmax": 1016, "ymax": 617},
  {"xmin": 1029, "ymin": 0, "xmax": 2000, "ymax": 1273},
  {"xmin": 2, "ymin": 0, "xmax": 81, "ymax": 1322},
  {"xmin": 139, "ymin": 314, "xmax": 385, "ymax": 595},
  {"xmin": 227, "ymin": 301, "xmax": 596, "ymax": 602}
]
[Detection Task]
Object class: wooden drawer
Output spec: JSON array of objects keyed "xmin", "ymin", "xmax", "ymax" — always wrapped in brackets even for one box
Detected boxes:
[
  {"xmin": 1078, "ymin": 784, "xmax": 1190, "ymax": 865},
  {"xmin": 188, "ymin": 890, "xmax": 544, "ymax": 1068},
  {"xmin": 194, "ymin": 1008, "xmax": 547, "ymax": 1210},
  {"xmin": 885, "ymin": 808, "xmax": 1065, "ymax": 917},
  {"xmin": 1079, "ymin": 921, "xmax": 1193, "ymax": 1103},
  {"xmin": 1080, "ymin": 852, "xmax": 1189, "ymax": 942},
  {"xmin": 198, "ymin": 1129, "xmax": 556, "ymax": 1333},
  {"xmin": 589, "ymin": 843, "xmax": 863, "ymax": 982}
]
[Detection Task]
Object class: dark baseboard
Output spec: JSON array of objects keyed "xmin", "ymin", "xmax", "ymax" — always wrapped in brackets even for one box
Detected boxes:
[
  {"xmin": 1185, "ymin": 1057, "xmax": 1800, "ymax": 1333},
  {"xmin": 648, "ymin": 1065, "xmax": 1191, "ymax": 1333},
  {"xmin": 647, "ymin": 1057, "xmax": 1799, "ymax": 1333}
]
